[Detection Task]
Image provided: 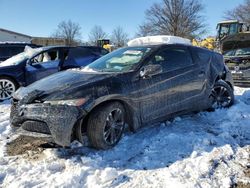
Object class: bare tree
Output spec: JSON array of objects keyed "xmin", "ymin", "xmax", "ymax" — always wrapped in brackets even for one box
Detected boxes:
[
  {"xmin": 137, "ymin": 0, "xmax": 206, "ymax": 39},
  {"xmin": 224, "ymin": 0, "xmax": 250, "ymax": 23},
  {"xmin": 88, "ymin": 25, "xmax": 107, "ymax": 45},
  {"xmin": 111, "ymin": 26, "xmax": 129, "ymax": 47},
  {"xmin": 52, "ymin": 20, "xmax": 82, "ymax": 46}
]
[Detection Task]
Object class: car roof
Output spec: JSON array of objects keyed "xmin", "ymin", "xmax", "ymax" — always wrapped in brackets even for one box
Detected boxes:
[
  {"xmin": 0, "ymin": 42, "xmax": 40, "ymax": 47},
  {"xmin": 37, "ymin": 45, "xmax": 101, "ymax": 50},
  {"xmin": 126, "ymin": 43, "xmax": 192, "ymax": 49}
]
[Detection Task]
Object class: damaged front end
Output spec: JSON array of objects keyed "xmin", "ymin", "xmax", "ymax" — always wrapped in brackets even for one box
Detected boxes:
[
  {"xmin": 10, "ymin": 89, "xmax": 86, "ymax": 147},
  {"xmin": 222, "ymin": 33, "xmax": 250, "ymax": 86}
]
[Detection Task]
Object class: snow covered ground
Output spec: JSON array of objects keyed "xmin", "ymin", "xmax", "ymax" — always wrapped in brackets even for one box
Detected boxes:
[{"xmin": 0, "ymin": 87, "xmax": 250, "ymax": 188}]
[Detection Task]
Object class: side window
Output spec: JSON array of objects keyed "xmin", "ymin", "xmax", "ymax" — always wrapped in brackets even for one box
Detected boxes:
[
  {"xmin": 151, "ymin": 47, "xmax": 194, "ymax": 71},
  {"xmin": 32, "ymin": 50, "xmax": 59, "ymax": 64},
  {"xmin": 63, "ymin": 48, "xmax": 94, "ymax": 67},
  {"xmin": 193, "ymin": 48, "xmax": 211, "ymax": 63}
]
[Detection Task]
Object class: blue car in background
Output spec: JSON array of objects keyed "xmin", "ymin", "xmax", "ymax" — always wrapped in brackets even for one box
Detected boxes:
[{"xmin": 0, "ymin": 46, "xmax": 109, "ymax": 100}]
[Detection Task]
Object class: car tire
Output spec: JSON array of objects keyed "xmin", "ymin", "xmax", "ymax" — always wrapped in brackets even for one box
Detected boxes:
[
  {"xmin": 210, "ymin": 80, "xmax": 234, "ymax": 109},
  {"xmin": 0, "ymin": 76, "xmax": 19, "ymax": 101},
  {"xmin": 87, "ymin": 102, "xmax": 125, "ymax": 150}
]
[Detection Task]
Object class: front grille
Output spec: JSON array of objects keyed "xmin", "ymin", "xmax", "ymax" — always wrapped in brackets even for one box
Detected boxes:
[{"xmin": 22, "ymin": 120, "xmax": 51, "ymax": 135}]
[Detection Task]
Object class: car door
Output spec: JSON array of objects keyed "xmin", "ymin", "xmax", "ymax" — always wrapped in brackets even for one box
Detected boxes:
[
  {"xmin": 25, "ymin": 48, "xmax": 61, "ymax": 85},
  {"xmin": 138, "ymin": 46, "xmax": 206, "ymax": 123}
]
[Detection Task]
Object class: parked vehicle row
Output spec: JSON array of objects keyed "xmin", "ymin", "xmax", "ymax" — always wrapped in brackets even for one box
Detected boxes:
[
  {"xmin": 0, "ymin": 46, "xmax": 108, "ymax": 100},
  {"xmin": 0, "ymin": 42, "xmax": 40, "ymax": 63},
  {"xmin": 9, "ymin": 36, "xmax": 235, "ymax": 150}
]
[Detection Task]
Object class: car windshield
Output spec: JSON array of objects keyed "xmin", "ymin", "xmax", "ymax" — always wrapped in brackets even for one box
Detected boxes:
[
  {"xmin": 0, "ymin": 46, "xmax": 43, "ymax": 67},
  {"xmin": 84, "ymin": 47, "xmax": 152, "ymax": 72},
  {"xmin": 224, "ymin": 47, "xmax": 250, "ymax": 56}
]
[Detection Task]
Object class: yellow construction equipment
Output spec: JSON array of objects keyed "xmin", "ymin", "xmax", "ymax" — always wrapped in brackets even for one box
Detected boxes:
[{"xmin": 192, "ymin": 37, "xmax": 215, "ymax": 50}]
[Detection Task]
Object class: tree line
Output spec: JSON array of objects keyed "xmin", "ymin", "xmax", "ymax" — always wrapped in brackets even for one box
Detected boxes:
[
  {"xmin": 52, "ymin": 0, "xmax": 250, "ymax": 47},
  {"xmin": 52, "ymin": 21, "xmax": 129, "ymax": 47}
]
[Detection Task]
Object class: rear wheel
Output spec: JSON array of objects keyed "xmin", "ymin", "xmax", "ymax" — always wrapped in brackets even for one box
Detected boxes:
[
  {"xmin": 210, "ymin": 80, "xmax": 234, "ymax": 109},
  {"xmin": 86, "ymin": 102, "xmax": 125, "ymax": 150},
  {"xmin": 0, "ymin": 77, "xmax": 18, "ymax": 101}
]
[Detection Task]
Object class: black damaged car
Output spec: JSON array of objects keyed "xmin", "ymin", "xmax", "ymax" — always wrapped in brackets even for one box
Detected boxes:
[{"xmin": 10, "ymin": 37, "xmax": 234, "ymax": 150}]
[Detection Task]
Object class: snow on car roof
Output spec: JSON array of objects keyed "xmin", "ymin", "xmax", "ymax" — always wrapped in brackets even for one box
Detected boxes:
[{"xmin": 127, "ymin": 35, "xmax": 191, "ymax": 47}]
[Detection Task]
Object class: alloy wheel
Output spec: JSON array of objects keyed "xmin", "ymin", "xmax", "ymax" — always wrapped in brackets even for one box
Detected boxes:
[
  {"xmin": 103, "ymin": 108, "xmax": 124, "ymax": 145},
  {"xmin": 210, "ymin": 85, "xmax": 232, "ymax": 108},
  {"xmin": 0, "ymin": 79, "xmax": 16, "ymax": 100}
]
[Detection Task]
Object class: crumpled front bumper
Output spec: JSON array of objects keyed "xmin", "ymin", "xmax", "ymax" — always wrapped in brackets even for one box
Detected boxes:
[{"xmin": 10, "ymin": 103, "xmax": 86, "ymax": 147}]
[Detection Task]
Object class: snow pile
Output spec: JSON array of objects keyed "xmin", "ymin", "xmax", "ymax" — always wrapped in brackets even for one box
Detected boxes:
[
  {"xmin": 127, "ymin": 35, "xmax": 191, "ymax": 47},
  {"xmin": 0, "ymin": 87, "xmax": 249, "ymax": 187}
]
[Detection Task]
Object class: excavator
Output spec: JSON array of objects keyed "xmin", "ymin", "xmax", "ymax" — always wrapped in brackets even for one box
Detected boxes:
[
  {"xmin": 216, "ymin": 20, "xmax": 250, "ymax": 53},
  {"xmin": 192, "ymin": 20, "xmax": 250, "ymax": 86},
  {"xmin": 192, "ymin": 20, "xmax": 250, "ymax": 53}
]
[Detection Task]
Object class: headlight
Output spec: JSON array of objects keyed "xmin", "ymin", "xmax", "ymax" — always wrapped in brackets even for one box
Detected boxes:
[{"xmin": 44, "ymin": 98, "xmax": 87, "ymax": 106}]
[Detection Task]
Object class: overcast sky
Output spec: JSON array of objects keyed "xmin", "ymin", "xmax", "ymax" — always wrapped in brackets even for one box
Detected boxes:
[{"xmin": 0, "ymin": 0, "xmax": 244, "ymax": 41}]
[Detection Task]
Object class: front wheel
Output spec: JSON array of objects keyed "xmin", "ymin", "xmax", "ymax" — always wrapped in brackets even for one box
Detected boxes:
[
  {"xmin": 0, "ymin": 77, "xmax": 18, "ymax": 101},
  {"xmin": 87, "ymin": 102, "xmax": 125, "ymax": 150},
  {"xmin": 210, "ymin": 80, "xmax": 234, "ymax": 109}
]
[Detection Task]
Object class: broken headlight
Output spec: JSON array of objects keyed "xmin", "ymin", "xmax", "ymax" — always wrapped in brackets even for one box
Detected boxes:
[{"xmin": 44, "ymin": 98, "xmax": 86, "ymax": 107}]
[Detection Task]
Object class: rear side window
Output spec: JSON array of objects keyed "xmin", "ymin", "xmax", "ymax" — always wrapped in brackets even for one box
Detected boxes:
[
  {"xmin": 87, "ymin": 47, "xmax": 109, "ymax": 56},
  {"xmin": 192, "ymin": 47, "xmax": 211, "ymax": 63},
  {"xmin": 63, "ymin": 48, "xmax": 95, "ymax": 68},
  {"xmin": 151, "ymin": 47, "xmax": 194, "ymax": 71},
  {"xmin": 69, "ymin": 48, "xmax": 93, "ymax": 57}
]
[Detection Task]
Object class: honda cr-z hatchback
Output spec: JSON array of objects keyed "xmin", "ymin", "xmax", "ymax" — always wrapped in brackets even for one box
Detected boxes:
[{"xmin": 10, "ymin": 36, "xmax": 234, "ymax": 150}]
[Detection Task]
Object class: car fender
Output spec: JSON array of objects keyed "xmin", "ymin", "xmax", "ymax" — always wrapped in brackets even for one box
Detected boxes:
[{"xmin": 83, "ymin": 94, "xmax": 141, "ymax": 132}]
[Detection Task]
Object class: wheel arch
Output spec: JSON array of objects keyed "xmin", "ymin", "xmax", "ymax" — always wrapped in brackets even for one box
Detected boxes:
[
  {"xmin": 0, "ymin": 74, "xmax": 20, "ymax": 88},
  {"xmin": 76, "ymin": 97, "xmax": 141, "ymax": 138},
  {"xmin": 214, "ymin": 72, "xmax": 233, "ymax": 90}
]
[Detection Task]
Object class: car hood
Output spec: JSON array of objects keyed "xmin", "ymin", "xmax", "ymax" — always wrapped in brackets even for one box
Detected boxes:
[{"xmin": 14, "ymin": 69, "xmax": 115, "ymax": 101}]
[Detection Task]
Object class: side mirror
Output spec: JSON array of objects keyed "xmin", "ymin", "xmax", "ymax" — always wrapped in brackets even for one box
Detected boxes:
[{"xmin": 140, "ymin": 64, "xmax": 162, "ymax": 78}]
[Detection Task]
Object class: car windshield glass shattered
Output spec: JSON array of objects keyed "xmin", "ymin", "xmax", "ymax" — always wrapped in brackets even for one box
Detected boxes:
[
  {"xmin": 83, "ymin": 47, "xmax": 151, "ymax": 72},
  {"xmin": 224, "ymin": 47, "xmax": 250, "ymax": 56},
  {"xmin": 0, "ymin": 46, "xmax": 43, "ymax": 67}
]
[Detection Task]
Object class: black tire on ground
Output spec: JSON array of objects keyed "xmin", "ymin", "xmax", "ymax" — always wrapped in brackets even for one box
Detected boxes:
[
  {"xmin": 0, "ymin": 76, "xmax": 19, "ymax": 101},
  {"xmin": 210, "ymin": 80, "xmax": 234, "ymax": 109},
  {"xmin": 87, "ymin": 102, "xmax": 125, "ymax": 150}
]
